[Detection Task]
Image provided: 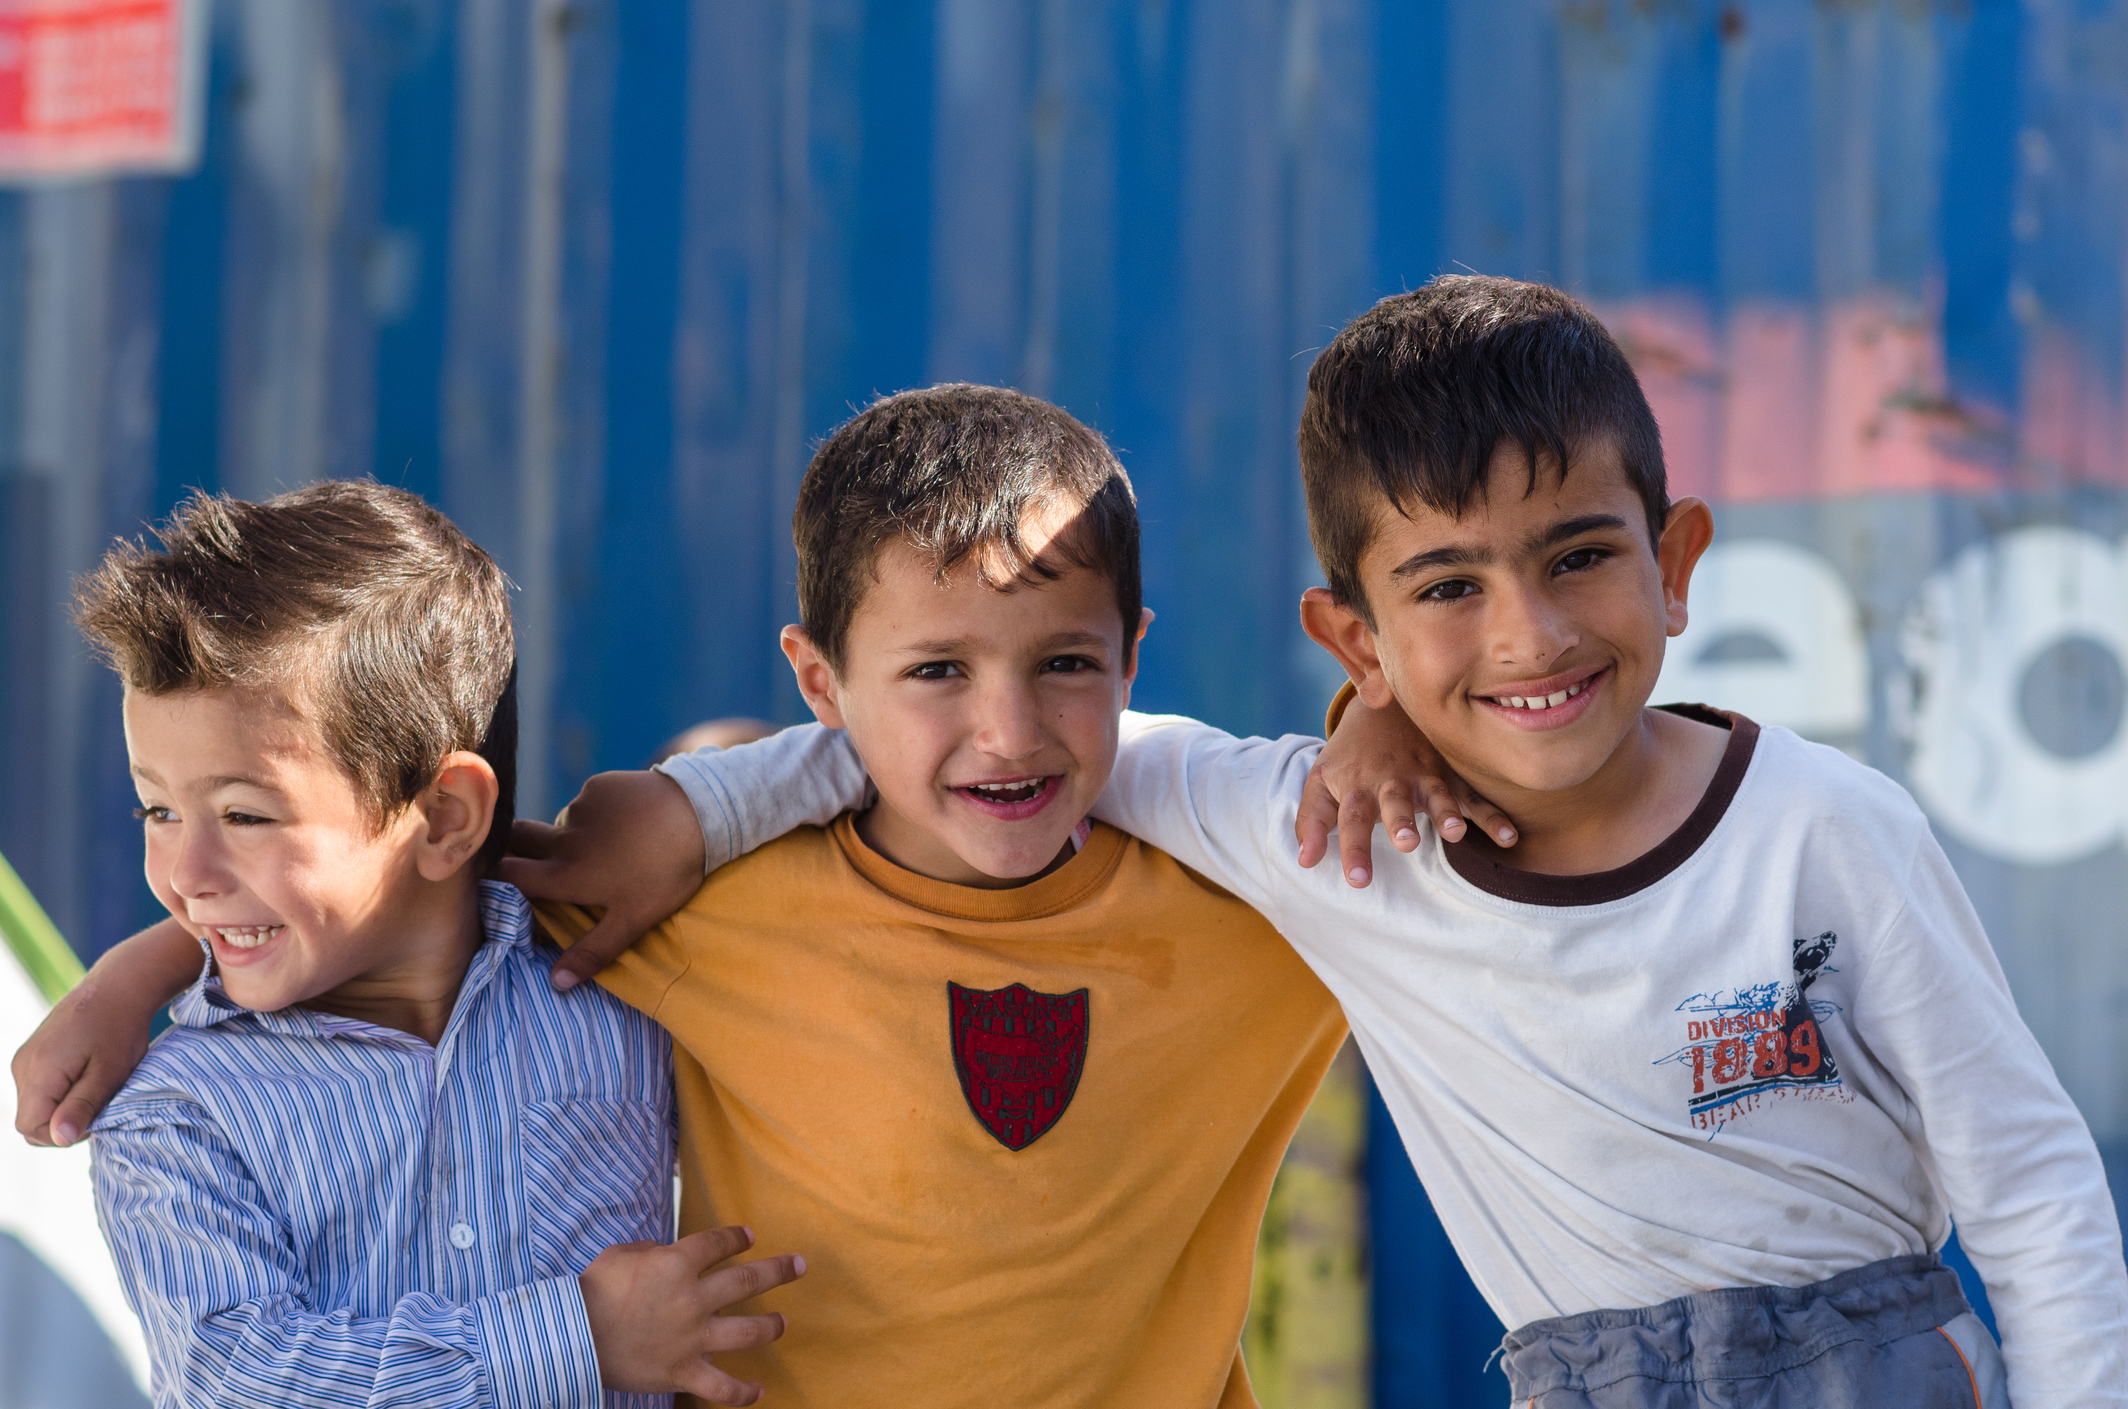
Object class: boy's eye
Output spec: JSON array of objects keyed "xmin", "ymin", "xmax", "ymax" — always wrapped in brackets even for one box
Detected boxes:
[
  {"xmin": 1554, "ymin": 546, "xmax": 1611, "ymax": 574},
  {"xmin": 223, "ymin": 811, "xmax": 273, "ymax": 827},
  {"xmin": 1039, "ymin": 654, "xmax": 1099, "ymax": 674},
  {"xmin": 1419, "ymin": 578, "xmax": 1480, "ymax": 603},
  {"xmin": 907, "ymin": 661, "xmax": 963, "ymax": 681},
  {"xmin": 132, "ymin": 805, "xmax": 173, "ymax": 824}
]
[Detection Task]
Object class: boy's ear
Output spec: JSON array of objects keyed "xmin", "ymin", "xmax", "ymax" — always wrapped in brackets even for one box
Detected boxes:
[
  {"xmin": 1656, "ymin": 497, "xmax": 1716, "ymax": 638},
  {"xmin": 416, "ymin": 751, "xmax": 500, "ymax": 881},
  {"xmin": 1119, "ymin": 608, "xmax": 1154, "ymax": 693},
  {"xmin": 1299, "ymin": 588, "xmax": 1396, "ymax": 710},
  {"xmin": 779, "ymin": 625, "xmax": 849, "ymax": 730}
]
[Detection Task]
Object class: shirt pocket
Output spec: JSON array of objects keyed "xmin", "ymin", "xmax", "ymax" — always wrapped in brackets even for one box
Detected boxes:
[{"xmin": 517, "ymin": 1098, "xmax": 672, "ymax": 1269}]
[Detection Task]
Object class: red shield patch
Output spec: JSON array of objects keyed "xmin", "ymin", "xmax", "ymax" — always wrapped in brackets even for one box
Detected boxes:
[{"xmin": 948, "ymin": 982, "xmax": 1089, "ymax": 1151}]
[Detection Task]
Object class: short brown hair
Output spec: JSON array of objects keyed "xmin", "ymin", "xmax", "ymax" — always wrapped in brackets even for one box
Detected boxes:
[
  {"xmin": 794, "ymin": 384, "xmax": 1141, "ymax": 671},
  {"xmin": 1299, "ymin": 276, "xmax": 1668, "ymax": 624},
  {"xmin": 73, "ymin": 481, "xmax": 518, "ymax": 873}
]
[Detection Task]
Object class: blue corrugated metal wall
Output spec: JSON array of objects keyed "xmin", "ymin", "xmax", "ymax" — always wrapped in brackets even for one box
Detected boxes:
[{"xmin": 7, "ymin": 1, "xmax": 2128, "ymax": 1401}]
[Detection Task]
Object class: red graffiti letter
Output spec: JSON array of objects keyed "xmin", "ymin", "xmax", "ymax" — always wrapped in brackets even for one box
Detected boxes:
[
  {"xmin": 1690, "ymin": 1045, "xmax": 1706, "ymax": 1094},
  {"xmin": 1712, "ymin": 1039, "xmax": 1747, "ymax": 1084}
]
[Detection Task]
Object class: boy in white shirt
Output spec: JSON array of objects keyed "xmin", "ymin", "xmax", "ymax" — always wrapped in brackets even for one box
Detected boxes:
[{"xmin": 514, "ymin": 279, "xmax": 2124, "ymax": 1405}]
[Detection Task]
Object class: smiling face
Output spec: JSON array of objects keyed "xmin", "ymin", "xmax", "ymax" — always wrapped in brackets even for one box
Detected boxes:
[
  {"xmin": 124, "ymin": 685, "xmax": 492, "ymax": 1020},
  {"xmin": 783, "ymin": 510, "xmax": 1145, "ymax": 889},
  {"xmin": 1306, "ymin": 437, "xmax": 1712, "ymax": 807}
]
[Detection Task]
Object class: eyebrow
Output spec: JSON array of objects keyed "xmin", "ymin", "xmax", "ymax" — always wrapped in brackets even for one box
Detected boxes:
[
  {"xmin": 898, "ymin": 629, "xmax": 1113, "ymax": 656},
  {"xmin": 1034, "ymin": 631, "xmax": 1111, "ymax": 651},
  {"xmin": 208, "ymin": 775, "xmax": 283, "ymax": 793},
  {"xmin": 1528, "ymin": 513, "xmax": 1630, "ymax": 552},
  {"xmin": 1388, "ymin": 513, "xmax": 1633, "ymax": 579},
  {"xmin": 128, "ymin": 764, "xmax": 281, "ymax": 794},
  {"xmin": 1388, "ymin": 542, "xmax": 1492, "ymax": 578}
]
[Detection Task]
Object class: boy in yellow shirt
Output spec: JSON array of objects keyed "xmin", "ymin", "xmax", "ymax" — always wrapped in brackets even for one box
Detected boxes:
[{"xmin": 21, "ymin": 385, "xmax": 1353, "ymax": 1406}]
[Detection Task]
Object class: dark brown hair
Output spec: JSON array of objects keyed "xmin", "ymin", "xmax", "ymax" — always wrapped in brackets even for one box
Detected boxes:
[
  {"xmin": 794, "ymin": 383, "xmax": 1141, "ymax": 671},
  {"xmin": 73, "ymin": 481, "xmax": 518, "ymax": 874},
  {"xmin": 1298, "ymin": 275, "xmax": 1668, "ymax": 624}
]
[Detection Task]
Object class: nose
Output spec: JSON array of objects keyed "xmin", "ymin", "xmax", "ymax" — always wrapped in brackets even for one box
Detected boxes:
[
  {"xmin": 970, "ymin": 676, "xmax": 1046, "ymax": 763},
  {"xmin": 1490, "ymin": 578, "xmax": 1580, "ymax": 671},
  {"xmin": 161, "ymin": 819, "xmax": 232, "ymax": 905}
]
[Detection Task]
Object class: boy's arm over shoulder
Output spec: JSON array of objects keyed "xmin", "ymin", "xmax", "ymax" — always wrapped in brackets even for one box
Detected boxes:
[
  {"xmin": 508, "ymin": 723, "xmax": 868, "ymax": 990},
  {"xmin": 1832, "ymin": 769, "xmax": 2128, "ymax": 1405},
  {"xmin": 1095, "ymin": 711, "xmax": 1324, "ymax": 914},
  {"xmin": 13, "ymin": 916, "xmax": 204, "ymax": 1147},
  {"xmin": 91, "ymin": 1099, "xmax": 608, "ymax": 1409},
  {"xmin": 655, "ymin": 723, "xmax": 870, "ymax": 869}
]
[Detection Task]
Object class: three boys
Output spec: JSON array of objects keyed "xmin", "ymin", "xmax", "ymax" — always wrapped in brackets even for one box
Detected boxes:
[{"xmin": 16, "ymin": 275, "xmax": 2127, "ymax": 1406}]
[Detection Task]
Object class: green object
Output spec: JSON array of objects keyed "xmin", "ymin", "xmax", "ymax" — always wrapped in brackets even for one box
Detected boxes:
[{"xmin": 0, "ymin": 849, "xmax": 82, "ymax": 1005}]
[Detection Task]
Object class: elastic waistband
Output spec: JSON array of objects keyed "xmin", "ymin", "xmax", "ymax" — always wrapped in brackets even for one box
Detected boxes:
[{"xmin": 1497, "ymin": 1253, "xmax": 1971, "ymax": 1397}]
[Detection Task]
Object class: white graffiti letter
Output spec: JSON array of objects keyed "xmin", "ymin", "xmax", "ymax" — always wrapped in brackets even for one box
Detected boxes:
[
  {"xmin": 1654, "ymin": 540, "xmax": 1869, "ymax": 741},
  {"xmin": 1898, "ymin": 527, "xmax": 2128, "ymax": 865}
]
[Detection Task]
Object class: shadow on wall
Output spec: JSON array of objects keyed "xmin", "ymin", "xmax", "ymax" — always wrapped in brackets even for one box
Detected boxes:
[{"xmin": 0, "ymin": 1231, "xmax": 146, "ymax": 1409}]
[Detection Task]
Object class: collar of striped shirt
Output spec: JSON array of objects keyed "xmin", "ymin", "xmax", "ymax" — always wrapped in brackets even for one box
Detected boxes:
[{"xmin": 170, "ymin": 882, "xmax": 538, "ymax": 1043}]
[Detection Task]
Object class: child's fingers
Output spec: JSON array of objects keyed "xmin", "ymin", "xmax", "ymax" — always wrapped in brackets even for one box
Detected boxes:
[
  {"xmin": 12, "ymin": 1032, "xmax": 113, "ymax": 1147},
  {"xmin": 1376, "ymin": 781, "xmax": 1424, "ymax": 852},
  {"xmin": 1451, "ymin": 782, "xmax": 1517, "ymax": 846},
  {"xmin": 495, "ymin": 850, "xmax": 620, "ymax": 909},
  {"xmin": 492, "ymin": 854, "xmax": 566, "ymax": 901},
  {"xmin": 547, "ymin": 910, "xmax": 651, "ymax": 992},
  {"xmin": 10, "ymin": 1044, "xmax": 62, "ymax": 1145},
  {"xmin": 507, "ymin": 818, "xmax": 561, "ymax": 860},
  {"xmin": 698, "ymin": 1253, "xmax": 807, "ymax": 1313},
  {"xmin": 47, "ymin": 1078, "xmax": 117, "ymax": 1148},
  {"xmin": 1294, "ymin": 762, "xmax": 1341, "ymax": 868},
  {"xmin": 678, "ymin": 1362, "xmax": 766, "ymax": 1408},
  {"xmin": 1414, "ymin": 777, "xmax": 1468, "ymax": 845},
  {"xmin": 1335, "ymin": 788, "xmax": 1381, "ymax": 887},
  {"xmin": 673, "ymin": 1224, "xmax": 757, "ymax": 1271},
  {"xmin": 697, "ymin": 1312, "xmax": 787, "ymax": 1354}
]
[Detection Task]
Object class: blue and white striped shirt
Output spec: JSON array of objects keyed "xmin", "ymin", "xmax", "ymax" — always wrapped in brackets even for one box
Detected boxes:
[{"xmin": 90, "ymin": 882, "xmax": 676, "ymax": 1409}]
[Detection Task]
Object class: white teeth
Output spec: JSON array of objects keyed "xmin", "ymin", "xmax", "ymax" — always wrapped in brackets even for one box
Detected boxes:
[
  {"xmin": 214, "ymin": 925, "xmax": 282, "ymax": 950},
  {"xmin": 1494, "ymin": 682, "xmax": 1585, "ymax": 711},
  {"xmin": 967, "ymin": 780, "xmax": 1042, "ymax": 801}
]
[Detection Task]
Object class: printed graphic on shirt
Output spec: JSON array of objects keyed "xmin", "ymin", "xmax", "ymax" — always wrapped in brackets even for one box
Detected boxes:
[
  {"xmin": 1652, "ymin": 932, "xmax": 1849, "ymax": 1137},
  {"xmin": 948, "ymin": 982, "xmax": 1089, "ymax": 1150}
]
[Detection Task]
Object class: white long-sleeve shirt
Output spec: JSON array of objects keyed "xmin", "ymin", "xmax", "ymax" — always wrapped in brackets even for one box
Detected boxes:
[{"xmin": 656, "ymin": 710, "xmax": 2128, "ymax": 1407}]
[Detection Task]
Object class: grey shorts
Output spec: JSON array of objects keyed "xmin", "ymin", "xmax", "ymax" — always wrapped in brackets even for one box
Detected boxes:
[{"xmin": 1497, "ymin": 1253, "xmax": 2011, "ymax": 1408}]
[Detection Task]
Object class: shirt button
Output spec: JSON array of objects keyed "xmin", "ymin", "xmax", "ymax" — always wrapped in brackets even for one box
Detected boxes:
[{"xmin": 449, "ymin": 1222, "xmax": 476, "ymax": 1250}]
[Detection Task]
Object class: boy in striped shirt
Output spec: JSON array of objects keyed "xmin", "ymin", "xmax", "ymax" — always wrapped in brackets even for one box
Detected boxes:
[{"xmin": 60, "ymin": 482, "xmax": 800, "ymax": 1408}]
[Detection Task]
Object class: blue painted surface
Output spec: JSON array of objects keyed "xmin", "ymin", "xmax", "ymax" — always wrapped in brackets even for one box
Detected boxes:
[
  {"xmin": 4, "ymin": 3, "xmax": 2128, "ymax": 1402},
  {"xmin": 369, "ymin": 0, "xmax": 457, "ymax": 507},
  {"xmin": 151, "ymin": 23, "xmax": 230, "ymax": 510},
  {"xmin": 1367, "ymin": 1083, "xmax": 1507, "ymax": 1406}
]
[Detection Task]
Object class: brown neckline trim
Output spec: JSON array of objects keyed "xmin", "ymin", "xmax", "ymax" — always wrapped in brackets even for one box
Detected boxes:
[
  {"xmin": 1440, "ymin": 705, "xmax": 1760, "ymax": 908},
  {"xmin": 831, "ymin": 812, "xmax": 1128, "ymax": 922}
]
